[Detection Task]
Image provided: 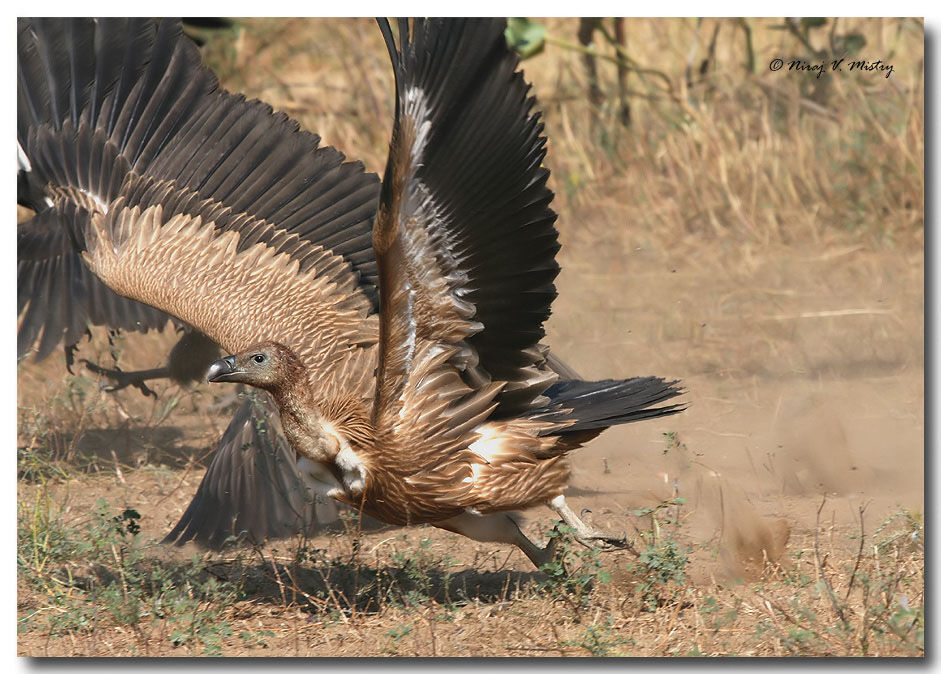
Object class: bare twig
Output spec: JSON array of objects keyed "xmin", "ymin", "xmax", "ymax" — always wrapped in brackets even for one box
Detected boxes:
[
  {"xmin": 844, "ymin": 502, "xmax": 869, "ymax": 601},
  {"xmin": 813, "ymin": 496, "xmax": 850, "ymax": 632},
  {"xmin": 268, "ymin": 556, "xmax": 288, "ymax": 608}
]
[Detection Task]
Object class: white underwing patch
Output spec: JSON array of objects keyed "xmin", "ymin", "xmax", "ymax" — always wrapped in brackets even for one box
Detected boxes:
[{"xmin": 296, "ymin": 456, "xmax": 342, "ymax": 499}]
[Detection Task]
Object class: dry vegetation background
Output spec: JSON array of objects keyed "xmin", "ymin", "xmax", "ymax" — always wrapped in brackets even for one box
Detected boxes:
[{"xmin": 17, "ymin": 18, "xmax": 924, "ymax": 657}]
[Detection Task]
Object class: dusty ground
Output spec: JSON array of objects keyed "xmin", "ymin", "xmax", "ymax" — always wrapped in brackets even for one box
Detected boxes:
[
  {"xmin": 16, "ymin": 18, "xmax": 924, "ymax": 658},
  {"xmin": 15, "ymin": 226, "xmax": 924, "ymax": 658}
]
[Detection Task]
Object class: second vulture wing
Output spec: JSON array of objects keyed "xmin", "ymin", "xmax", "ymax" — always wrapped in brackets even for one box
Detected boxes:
[{"xmin": 371, "ymin": 18, "xmax": 562, "ymax": 464}]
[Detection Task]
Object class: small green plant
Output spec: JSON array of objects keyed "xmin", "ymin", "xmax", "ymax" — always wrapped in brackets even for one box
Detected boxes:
[
  {"xmin": 699, "ymin": 594, "xmax": 741, "ymax": 633},
  {"xmin": 238, "ymin": 629, "xmax": 276, "ymax": 650},
  {"xmin": 17, "ymin": 375, "xmax": 101, "ymax": 468},
  {"xmin": 390, "ymin": 536, "xmax": 455, "ymax": 609},
  {"xmin": 629, "ymin": 538, "xmax": 690, "ymax": 611},
  {"xmin": 17, "ymin": 442, "xmax": 71, "ymax": 484},
  {"xmin": 561, "ymin": 617, "xmax": 633, "ymax": 656},
  {"xmin": 539, "ymin": 525, "xmax": 612, "ymax": 609},
  {"xmin": 384, "ymin": 624, "xmax": 413, "ymax": 655},
  {"xmin": 751, "ymin": 504, "xmax": 924, "ymax": 656},
  {"xmin": 17, "ymin": 493, "xmax": 253, "ymax": 656},
  {"xmin": 627, "ymin": 497, "xmax": 690, "ymax": 610}
]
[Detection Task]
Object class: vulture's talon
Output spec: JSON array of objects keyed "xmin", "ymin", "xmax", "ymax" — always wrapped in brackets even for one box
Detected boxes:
[
  {"xmin": 549, "ymin": 495, "xmax": 632, "ymax": 554},
  {"xmin": 64, "ymin": 344, "xmax": 79, "ymax": 375},
  {"xmin": 132, "ymin": 381, "xmax": 158, "ymax": 399},
  {"xmin": 578, "ymin": 533, "xmax": 629, "ymax": 552}
]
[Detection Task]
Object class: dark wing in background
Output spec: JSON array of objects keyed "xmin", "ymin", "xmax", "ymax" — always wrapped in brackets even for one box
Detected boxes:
[
  {"xmin": 17, "ymin": 199, "xmax": 171, "ymax": 359},
  {"xmin": 17, "ymin": 18, "xmax": 185, "ymax": 359},
  {"xmin": 17, "ymin": 17, "xmax": 382, "ymax": 548},
  {"xmin": 163, "ymin": 393, "xmax": 340, "ymax": 549}
]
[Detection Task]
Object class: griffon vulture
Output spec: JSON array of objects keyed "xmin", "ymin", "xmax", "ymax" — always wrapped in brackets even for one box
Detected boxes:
[{"xmin": 81, "ymin": 18, "xmax": 685, "ymax": 567}]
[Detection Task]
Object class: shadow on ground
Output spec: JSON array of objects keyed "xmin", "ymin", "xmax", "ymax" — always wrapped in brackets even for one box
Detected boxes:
[
  {"xmin": 206, "ymin": 549, "xmax": 548, "ymax": 614},
  {"xmin": 18, "ymin": 425, "xmax": 206, "ymax": 480}
]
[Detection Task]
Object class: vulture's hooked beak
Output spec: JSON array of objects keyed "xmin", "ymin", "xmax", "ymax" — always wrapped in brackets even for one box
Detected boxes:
[{"xmin": 206, "ymin": 355, "xmax": 242, "ymax": 383}]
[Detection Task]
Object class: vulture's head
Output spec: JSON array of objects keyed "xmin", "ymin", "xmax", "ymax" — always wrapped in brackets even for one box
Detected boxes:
[{"xmin": 206, "ymin": 342, "xmax": 303, "ymax": 393}]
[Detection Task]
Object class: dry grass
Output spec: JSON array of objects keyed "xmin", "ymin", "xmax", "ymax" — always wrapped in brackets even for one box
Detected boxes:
[
  {"xmin": 17, "ymin": 18, "xmax": 924, "ymax": 657},
  {"xmin": 198, "ymin": 18, "xmax": 923, "ymax": 250},
  {"xmin": 16, "ymin": 459, "xmax": 924, "ymax": 656}
]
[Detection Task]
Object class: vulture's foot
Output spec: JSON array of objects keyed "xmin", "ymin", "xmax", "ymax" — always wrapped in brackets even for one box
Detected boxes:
[
  {"xmin": 81, "ymin": 359, "xmax": 165, "ymax": 398},
  {"xmin": 549, "ymin": 494, "xmax": 631, "ymax": 553},
  {"xmin": 570, "ymin": 526, "xmax": 630, "ymax": 552}
]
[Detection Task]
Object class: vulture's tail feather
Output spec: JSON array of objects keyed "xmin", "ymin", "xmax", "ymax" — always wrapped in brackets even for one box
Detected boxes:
[{"xmin": 533, "ymin": 376, "xmax": 686, "ymax": 435}]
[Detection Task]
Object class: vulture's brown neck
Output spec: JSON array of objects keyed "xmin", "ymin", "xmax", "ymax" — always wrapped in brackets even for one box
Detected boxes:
[
  {"xmin": 266, "ymin": 354, "xmax": 317, "ymax": 417},
  {"xmin": 261, "ymin": 353, "xmax": 342, "ymax": 465}
]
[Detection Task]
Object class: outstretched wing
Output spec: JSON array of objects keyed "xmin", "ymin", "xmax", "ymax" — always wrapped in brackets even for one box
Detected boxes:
[
  {"xmin": 18, "ymin": 17, "xmax": 381, "ymax": 361},
  {"xmin": 371, "ymin": 18, "xmax": 562, "ymax": 464},
  {"xmin": 165, "ymin": 390, "xmax": 389, "ymax": 548},
  {"xmin": 84, "ymin": 172, "xmax": 377, "ymax": 387}
]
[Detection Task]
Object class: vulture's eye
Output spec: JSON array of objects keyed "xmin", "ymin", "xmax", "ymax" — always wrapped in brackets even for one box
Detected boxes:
[{"xmin": 252, "ymin": 354, "xmax": 266, "ymax": 365}]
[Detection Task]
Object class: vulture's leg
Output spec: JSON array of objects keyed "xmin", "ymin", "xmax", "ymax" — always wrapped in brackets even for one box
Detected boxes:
[
  {"xmin": 82, "ymin": 329, "xmax": 221, "ymax": 397},
  {"xmin": 548, "ymin": 494, "xmax": 629, "ymax": 552},
  {"xmin": 82, "ymin": 360, "xmax": 167, "ymax": 396},
  {"xmin": 435, "ymin": 511, "xmax": 558, "ymax": 569}
]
